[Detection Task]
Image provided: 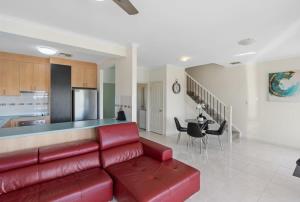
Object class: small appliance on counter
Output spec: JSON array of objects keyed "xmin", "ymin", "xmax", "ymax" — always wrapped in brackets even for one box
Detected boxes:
[
  {"xmin": 294, "ymin": 159, "xmax": 300, "ymax": 178},
  {"xmin": 73, "ymin": 89, "xmax": 98, "ymax": 121}
]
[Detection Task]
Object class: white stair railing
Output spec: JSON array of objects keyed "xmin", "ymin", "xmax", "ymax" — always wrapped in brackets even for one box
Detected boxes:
[{"xmin": 185, "ymin": 72, "xmax": 237, "ymax": 143}]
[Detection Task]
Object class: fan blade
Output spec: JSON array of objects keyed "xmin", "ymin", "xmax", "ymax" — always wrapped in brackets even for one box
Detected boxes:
[{"xmin": 112, "ymin": 0, "xmax": 139, "ymax": 15}]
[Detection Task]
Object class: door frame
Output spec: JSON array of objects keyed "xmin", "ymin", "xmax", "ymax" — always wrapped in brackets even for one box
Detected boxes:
[{"xmin": 149, "ymin": 81, "xmax": 165, "ymax": 135}]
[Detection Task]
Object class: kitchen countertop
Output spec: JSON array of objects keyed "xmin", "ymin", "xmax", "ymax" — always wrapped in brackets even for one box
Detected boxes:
[{"xmin": 0, "ymin": 119, "xmax": 126, "ymax": 139}]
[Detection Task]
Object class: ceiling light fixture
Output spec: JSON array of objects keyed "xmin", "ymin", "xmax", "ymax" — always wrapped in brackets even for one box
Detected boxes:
[
  {"xmin": 235, "ymin": 51, "xmax": 256, "ymax": 57},
  {"xmin": 180, "ymin": 56, "xmax": 191, "ymax": 62},
  {"xmin": 96, "ymin": 0, "xmax": 105, "ymax": 2},
  {"xmin": 37, "ymin": 46, "xmax": 58, "ymax": 56}
]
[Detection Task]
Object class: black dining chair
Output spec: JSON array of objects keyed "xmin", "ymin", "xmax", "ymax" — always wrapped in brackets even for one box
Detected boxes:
[
  {"xmin": 174, "ymin": 117, "xmax": 187, "ymax": 144},
  {"xmin": 187, "ymin": 122, "xmax": 208, "ymax": 153},
  {"xmin": 206, "ymin": 120, "xmax": 226, "ymax": 150}
]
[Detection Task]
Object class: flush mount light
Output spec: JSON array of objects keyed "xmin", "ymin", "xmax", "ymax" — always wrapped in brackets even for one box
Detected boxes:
[
  {"xmin": 37, "ymin": 46, "xmax": 58, "ymax": 56},
  {"xmin": 180, "ymin": 56, "xmax": 191, "ymax": 62},
  {"xmin": 235, "ymin": 51, "xmax": 256, "ymax": 57},
  {"xmin": 238, "ymin": 38, "xmax": 256, "ymax": 46},
  {"xmin": 96, "ymin": 0, "xmax": 105, "ymax": 1}
]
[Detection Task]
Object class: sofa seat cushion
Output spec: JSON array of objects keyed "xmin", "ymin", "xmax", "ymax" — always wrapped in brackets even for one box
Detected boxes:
[
  {"xmin": 0, "ymin": 168, "xmax": 113, "ymax": 202},
  {"xmin": 106, "ymin": 155, "xmax": 200, "ymax": 202},
  {"xmin": 0, "ymin": 184, "xmax": 39, "ymax": 202}
]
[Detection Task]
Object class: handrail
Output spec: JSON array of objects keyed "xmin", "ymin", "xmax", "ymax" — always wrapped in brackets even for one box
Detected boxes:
[
  {"xmin": 185, "ymin": 72, "xmax": 242, "ymax": 143},
  {"xmin": 185, "ymin": 72, "xmax": 226, "ymax": 106}
]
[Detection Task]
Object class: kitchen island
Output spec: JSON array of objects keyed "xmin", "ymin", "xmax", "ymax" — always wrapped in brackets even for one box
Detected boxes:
[{"xmin": 0, "ymin": 119, "xmax": 126, "ymax": 153}]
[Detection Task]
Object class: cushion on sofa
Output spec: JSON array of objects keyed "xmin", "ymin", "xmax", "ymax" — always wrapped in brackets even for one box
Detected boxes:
[
  {"xmin": 106, "ymin": 155, "xmax": 200, "ymax": 202},
  {"xmin": 0, "ymin": 165, "xmax": 39, "ymax": 195},
  {"xmin": 39, "ymin": 140, "xmax": 99, "ymax": 163},
  {"xmin": 101, "ymin": 142, "xmax": 143, "ymax": 168},
  {"xmin": 38, "ymin": 151, "xmax": 100, "ymax": 183},
  {"xmin": 0, "ymin": 148, "xmax": 38, "ymax": 172},
  {"xmin": 0, "ymin": 168, "xmax": 113, "ymax": 202},
  {"xmin": 97, "ymin": 122, "xmax": 140, "ymax": 150}
]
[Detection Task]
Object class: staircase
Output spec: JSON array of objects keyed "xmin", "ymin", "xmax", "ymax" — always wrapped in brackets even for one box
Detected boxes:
[{"xmin": 185, "ymin": 73, "xmax": 241, "ymax": 143}]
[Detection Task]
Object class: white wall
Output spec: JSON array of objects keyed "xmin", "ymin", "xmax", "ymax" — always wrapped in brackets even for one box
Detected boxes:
[
  {"xmin": 165, "ymin": 65, "xmax": 186, "ymax": 135},
  {"xmin": 187, "ymin": 58, "xmax": 300, "ymax": 149},
  {"xmin": 101, "ymin": 45, "xmax": 138, "ymax": 122},
  {"xmin": 145, "ymin": 65, "xmax": 186, "ymax": 136}
]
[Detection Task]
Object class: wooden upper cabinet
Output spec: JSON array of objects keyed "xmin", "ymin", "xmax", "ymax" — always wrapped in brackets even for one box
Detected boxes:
[
  {"xmin": 71, "ymin": 62, "xmax": 97, "ymax": 88},
  {"xmin": 0, "ymin": 60, "xmax": 20, "ymax": 96},
  {"xmin": 71, "ymin": 63, "xmax": 85, "ymax": 88},
  {"xmin": 19, "ymin": 62, "xmax": 50, "ymax": 92},
  {"xmin": 84, "ymin": 66, "xmax": 97, "ymax": 88},
  {"xmin": 33, "ymin": 63, "xmax": 50, "ymax": 91},
  {"xmin": 19, "ymin": 62, "xmax": 34, "ymax": 91}
]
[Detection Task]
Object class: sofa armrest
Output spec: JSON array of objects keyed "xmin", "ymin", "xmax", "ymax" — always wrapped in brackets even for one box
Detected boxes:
[{"xmin": 140, "ymin": 137, "xmax": 172, "ymax": 161}]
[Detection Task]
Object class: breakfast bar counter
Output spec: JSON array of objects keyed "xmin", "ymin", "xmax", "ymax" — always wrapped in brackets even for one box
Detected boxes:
[{"xmin": 0, "ymin": 119, "xmax": 126, "ymax": 153}]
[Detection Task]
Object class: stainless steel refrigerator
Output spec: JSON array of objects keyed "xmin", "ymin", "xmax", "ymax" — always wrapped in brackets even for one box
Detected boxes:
[{"xmin": 73, "ymin": 89, "xmax": 98, "ymax": 121}]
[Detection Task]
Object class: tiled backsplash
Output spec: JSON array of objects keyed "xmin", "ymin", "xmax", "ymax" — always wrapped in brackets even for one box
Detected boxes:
[{"xmin": 0, "ymin": 92, "xmax": 49, "ymax": 116}]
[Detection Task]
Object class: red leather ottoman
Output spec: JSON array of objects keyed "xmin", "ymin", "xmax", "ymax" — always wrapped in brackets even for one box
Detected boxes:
[{"xmin": 97, "ymin": 122, "xmax": 200, "ymax": 202}]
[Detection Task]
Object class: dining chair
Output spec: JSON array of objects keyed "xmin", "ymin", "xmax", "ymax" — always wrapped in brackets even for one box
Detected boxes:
[
  {"xmin": 187, "ymin": 122, "xmax": 208, "ymax": 153},
  {"xmin": 206, "ymin": 120, "xmax": 226, "ymax": 150},
  {"xmin": 174, "ymin": 117, "xmax": 187, "ymax": 144}
]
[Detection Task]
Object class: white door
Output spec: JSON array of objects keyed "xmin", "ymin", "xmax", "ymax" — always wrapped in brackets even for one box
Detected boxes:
[{"xmin": 150, "ymin": 82, "xmax": 164, "ymax": 134}]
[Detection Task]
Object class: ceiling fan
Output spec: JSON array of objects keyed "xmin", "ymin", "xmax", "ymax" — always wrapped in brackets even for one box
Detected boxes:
[{"xmin": 112, "ymin": 0, "xmax": 139, "ymax": 15}]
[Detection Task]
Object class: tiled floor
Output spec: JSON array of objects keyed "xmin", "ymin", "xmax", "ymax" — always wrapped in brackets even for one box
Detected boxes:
[{"xmin": 139, "ymin": 131, "xmax": 300, "ymax": 202}]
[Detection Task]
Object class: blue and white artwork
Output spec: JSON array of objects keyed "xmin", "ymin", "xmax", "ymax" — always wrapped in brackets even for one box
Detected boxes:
[{"xmin": 269, "ymin": 71, "xmax": 300, "ymax": 102}]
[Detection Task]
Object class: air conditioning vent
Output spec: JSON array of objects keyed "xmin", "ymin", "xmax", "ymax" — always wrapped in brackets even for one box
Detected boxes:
[
  {"xmin": 59, "ymin": 52, "xmax": 72, "ymax": 58},
  {"xmin": 230, "ymin": 61, "xmax": 241, "ymax": 65}
]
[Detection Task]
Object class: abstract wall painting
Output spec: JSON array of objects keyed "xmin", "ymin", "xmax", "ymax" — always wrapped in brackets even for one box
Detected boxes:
[{"xmin": 269, "ymin": 71, "xmax": 300, "ymax": 102}]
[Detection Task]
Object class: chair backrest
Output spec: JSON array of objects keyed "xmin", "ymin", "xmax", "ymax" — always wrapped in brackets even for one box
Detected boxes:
[
  {"xmin": 187, "ymin": 122, "xmax": 205, "ymax": 138},
  {"xmin": 174, "ymin": 117, "xmax": 181, "ymax": 130},
  {"xmin": 218, "ymin": 121, "xmax": 227, "ymax": 134}
]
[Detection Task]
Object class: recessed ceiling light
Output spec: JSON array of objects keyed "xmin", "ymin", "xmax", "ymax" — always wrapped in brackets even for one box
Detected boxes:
[
  {"xmin": 180, "ymin": 56, "xmax": 191, "ymax": 62},
  {"xmin": 238, "ymin": 38, "xmax": 256, "ymax": 46},
  {"xmin": 37, "ymin": 46, "xmax": 58, "ymax": 56},
  {"xmin": 235, "ymin": 51, "xmax": 256, "ymax": 57}
]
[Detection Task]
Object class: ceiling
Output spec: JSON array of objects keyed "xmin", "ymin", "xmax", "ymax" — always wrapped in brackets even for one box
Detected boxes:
[
  {"xmin": 0, "ymin": 0, "xmax": 300, "ymax": 68},
  {"xmin": 0, "ymin": 32, "xmax": 113, "ymax": 63}
]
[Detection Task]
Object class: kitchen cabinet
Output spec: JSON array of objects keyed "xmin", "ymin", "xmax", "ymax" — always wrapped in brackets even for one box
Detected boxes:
[
  {"xmin": 0, "ymin": 60, "xmax": 20, "ymax": 96},
  {"xmin": 72, "ymin": 63, "xmax": 97, "ymax": 88},
  {"xmin": 20, "ymin": 62, "xmax": 50, "ymax": 92}
]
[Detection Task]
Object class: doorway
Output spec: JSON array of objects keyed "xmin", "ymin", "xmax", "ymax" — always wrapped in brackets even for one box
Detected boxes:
[
  {"xmin": 150, "ymin": 82, "xmax": 164, "ymax": 134},
  {"xmin": 137, "ymin": 83, "xmax": 147, "ymax": 130},
  {"xmin": 103, "ymin": 66, "xmax": 115, "ymax": 119}
]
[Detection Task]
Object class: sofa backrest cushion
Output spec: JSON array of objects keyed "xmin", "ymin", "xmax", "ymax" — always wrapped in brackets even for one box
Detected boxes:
[
  {"xmin": 39, "ymin": 140, "xmax": 99, "ymax": 163},
  {"xmin": 0, "ymin": 165, "xmax": 39, "ymax": 195},
  {"xmin": 101, "ymin": 142, "xmax": 143, "ymax": 168},
  {"xmin": 97, "ymin": 122, "xmax": 140, "ymax": 150},
  {"xmin": 0, "ymin": 148, "xmax": 38, "ymax": 172},
  {"xmin": 38, "ymin": 151, "xmax": 100, "ymax": 183}
]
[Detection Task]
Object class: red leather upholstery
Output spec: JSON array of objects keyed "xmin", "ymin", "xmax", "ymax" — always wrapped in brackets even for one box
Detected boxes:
[
  {"xmin": 101, "ymin": 142, "xmax": 143, "ymax": 168},
  {"xmin": 107, "ymin": 156, "xmax": 200, "ymax": 202},
  {"xmin": 0, "ymin": 165, "xmax": 39, "ymax": 195},
  {"xmin": 97, "ymin": 122, "xmax": 200, "ymax": 202},
  {"xmin": 97, "ymin": 122, "xmax": 140, "ymax": 150},
  {"xmin": 0, "ymin": 140, "xmax": 113, "ymax": 202},
  {"xmin": 38, "ymin": 151, "xmax": 100, "ymax": 183},
  {"xmin": 0, "ymin": 148, "xmax": 38, "ymax": 172},
  {"xmin": 0, "ymin": 168, "xmax": 113, "ymax": 202},
  {"xmin": 39, "ymin": 140, "xmax": 99, "ymax": 163},
  {"xmin": 140, "ymin": 137, "xmax": 173, "ymax": 161}
]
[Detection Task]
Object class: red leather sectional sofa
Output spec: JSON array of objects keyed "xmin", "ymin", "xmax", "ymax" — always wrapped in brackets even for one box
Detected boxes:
[{"xmin": 0, "ymin": 122, "xmax": 200, "ymax": 202}]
